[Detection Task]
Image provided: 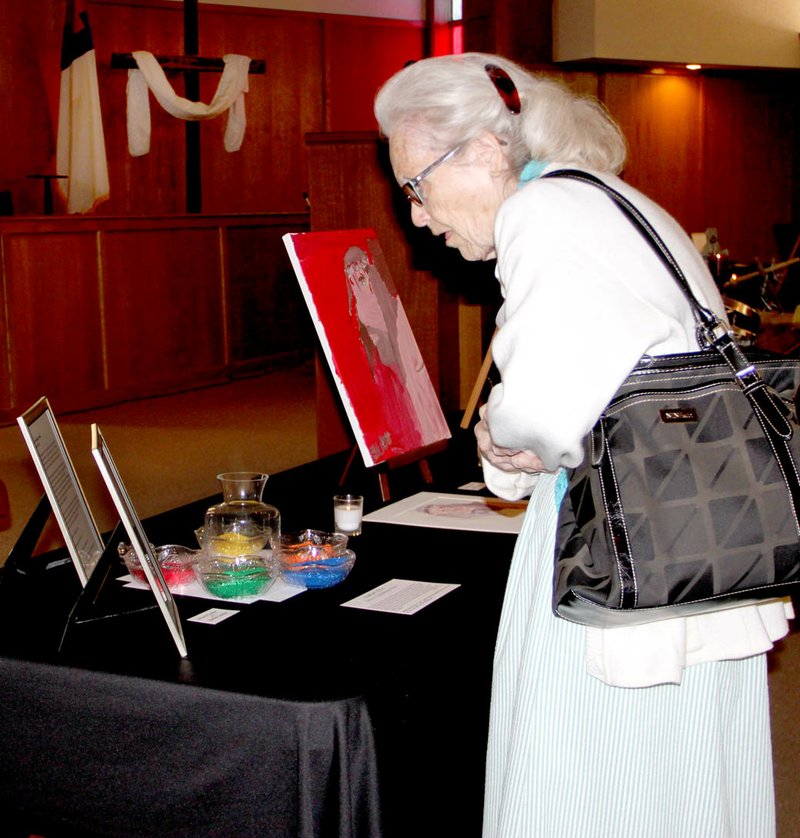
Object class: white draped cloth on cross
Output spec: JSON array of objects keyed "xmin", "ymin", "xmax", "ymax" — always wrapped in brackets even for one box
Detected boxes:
[{"xmin": 126, "ymin": 50, "xmax": 251, "ymax": 156}]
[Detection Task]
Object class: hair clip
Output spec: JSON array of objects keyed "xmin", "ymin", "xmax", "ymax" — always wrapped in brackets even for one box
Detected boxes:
[{"xmin": 484, "ymin": 64, "xmax": 521, "ymax": 115}]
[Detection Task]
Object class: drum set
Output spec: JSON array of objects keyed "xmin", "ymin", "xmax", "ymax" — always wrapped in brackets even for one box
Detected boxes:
[{"xmin": 719, "ymin": 247, "xmax": 800, "ymax": 354}]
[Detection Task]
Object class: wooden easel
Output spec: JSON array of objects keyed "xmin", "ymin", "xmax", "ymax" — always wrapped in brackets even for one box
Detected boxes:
[
  {"xmin": 339, "ymin": 440, "xmax": 448, "ymax": 502},
  {"xmin": 110, "ymin": 0, "xmax": 265, "ymax": 213},
  {"xmin": 459, "ymin": 331, "xmax": 496, "ymax": 429}
]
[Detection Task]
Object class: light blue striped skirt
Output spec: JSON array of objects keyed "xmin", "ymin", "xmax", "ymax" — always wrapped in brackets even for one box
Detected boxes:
[{"xmin": 483, "ymin": 472, "xmax": 775, "ymax": 838}]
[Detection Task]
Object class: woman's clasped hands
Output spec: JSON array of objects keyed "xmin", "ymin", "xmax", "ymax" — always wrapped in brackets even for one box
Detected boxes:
[{"xmin": 475, "ymin": 405, "xmax": 549, "ymax": 474}]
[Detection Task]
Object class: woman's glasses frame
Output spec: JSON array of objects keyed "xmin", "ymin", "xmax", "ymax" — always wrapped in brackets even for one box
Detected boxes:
[{"xmin": 401, "ymin": 145, "xmax": 463, "ymax": 207}]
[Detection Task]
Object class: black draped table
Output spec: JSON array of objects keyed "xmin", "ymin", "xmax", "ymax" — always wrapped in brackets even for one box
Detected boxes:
[{"xmin": 0, "ymin": 441, "xmax": 516, "ymax": 838}]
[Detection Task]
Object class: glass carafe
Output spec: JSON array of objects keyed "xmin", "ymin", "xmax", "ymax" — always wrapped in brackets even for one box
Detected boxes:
[{"xmin": 204, "ymin": 472, "xmax": 280, "ymax": 558}]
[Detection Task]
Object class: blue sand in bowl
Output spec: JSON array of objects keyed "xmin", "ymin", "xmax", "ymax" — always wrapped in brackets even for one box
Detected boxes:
[{"xmin": 282, "ymin": 551, "xmax": 354, "ymax": 589}]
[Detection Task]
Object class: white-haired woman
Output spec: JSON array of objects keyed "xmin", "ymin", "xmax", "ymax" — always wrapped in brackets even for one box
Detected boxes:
[{"xmin": 375, "ymin": 53, "xmax": 791, "ymax": 838}]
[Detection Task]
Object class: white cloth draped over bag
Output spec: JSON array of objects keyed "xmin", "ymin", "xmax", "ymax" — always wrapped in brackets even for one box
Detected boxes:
[{"xmin": 126, "ymin": 51, "xmax": 251, "ymax": 156}]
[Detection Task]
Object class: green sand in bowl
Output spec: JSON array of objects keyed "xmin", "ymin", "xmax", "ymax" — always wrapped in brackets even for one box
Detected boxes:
[{"xmin": 196, "ymin": 559, "xmax": 274, "ymax": 599}]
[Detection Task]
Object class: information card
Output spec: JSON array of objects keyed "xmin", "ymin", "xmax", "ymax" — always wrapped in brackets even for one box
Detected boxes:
[{"xmin": 341, "ymin": 579, "xmax": 460, "ymax": 615}]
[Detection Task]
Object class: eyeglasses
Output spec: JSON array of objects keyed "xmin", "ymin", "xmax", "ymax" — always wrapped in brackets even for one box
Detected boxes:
[{"xmin": 401, "ymin": 145, "xmax": 462, "ymax": 207}]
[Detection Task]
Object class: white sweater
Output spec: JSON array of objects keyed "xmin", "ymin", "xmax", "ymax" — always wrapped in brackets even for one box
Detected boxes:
[{"xmin": 482, "ymin": 166, "xmax": 792, "ymax": 686}]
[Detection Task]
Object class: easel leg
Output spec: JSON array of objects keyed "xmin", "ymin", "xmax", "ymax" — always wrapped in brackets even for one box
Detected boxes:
[
  {"xmin": 418, "ymin": 458, "xmax": 433, "ymax": 484},
  {"xmin": 377, "ymin": 456, "xmax": 434, "ymax": 502},
  {"xmin": 460, "ymin": 331, "xmax": 496, "ymax": 429},
  {"xmin": 339, "ymin": 445, "xmax": 359, "ymax": 487}
]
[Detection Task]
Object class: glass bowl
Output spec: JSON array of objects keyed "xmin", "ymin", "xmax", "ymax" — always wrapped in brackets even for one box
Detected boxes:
[
  {"xmin": 193, "ymin": 554, "xmax": 278, "ymax": 601},
  {"xmin": 279, "ymin": 529, "xmax": 348, "ymax": 561},
  {"xmin": 279, "ymin": 530, "xmax": 355, "ymax": 589},
  {"xmin": 118, "ymin": 542, "xmax": 199, "ymax": 590}
]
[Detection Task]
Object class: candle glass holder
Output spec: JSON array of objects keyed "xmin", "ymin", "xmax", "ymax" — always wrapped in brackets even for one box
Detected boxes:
[{"xmin": 333, "ymin": 494, "xmax": 364, "ymax": 537}]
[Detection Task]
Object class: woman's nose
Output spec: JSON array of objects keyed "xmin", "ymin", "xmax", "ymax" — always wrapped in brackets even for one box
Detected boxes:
[{"xmin": 410, "ymin": 202, "xmax": 430, "ymax": 227}]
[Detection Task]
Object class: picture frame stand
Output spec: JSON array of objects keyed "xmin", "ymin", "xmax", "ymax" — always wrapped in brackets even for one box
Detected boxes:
[
  {"xmin": 0, "ymin": 494, "xmax": 79, "ymax": 654},
  {"xmin": 1, "ymin": 493, "xmax": 55, "ymax": 586},
  {"xmin": 58, "ymin": 521, "xmax": 160, "ymax": 654},
  {"xmin": 0, "ymin": 497, "xmax": 157, "ymax": 656}
]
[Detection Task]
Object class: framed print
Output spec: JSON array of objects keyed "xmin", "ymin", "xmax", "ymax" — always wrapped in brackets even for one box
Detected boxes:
[
  {"xmin": 91, "ymin": 424, "xmax": 187, "ymax": 658},
  {"xmin": 17, "ymin": 397, "xmax": 104, "ymax": 585},
  {"xmin": 363, "ymin": 491, "xmax": 528, "ymax": 534}
]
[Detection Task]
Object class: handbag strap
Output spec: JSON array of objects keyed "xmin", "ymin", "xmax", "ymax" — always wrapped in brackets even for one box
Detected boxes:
[{"xmin": 541, "ymin": 168, "xmax": 793, "ymax": 438}]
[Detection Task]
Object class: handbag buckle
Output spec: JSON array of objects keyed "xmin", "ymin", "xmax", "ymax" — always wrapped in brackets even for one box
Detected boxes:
[{"xmin": 697, "ymin": 316, "xmax": 731, "ymax": 349}]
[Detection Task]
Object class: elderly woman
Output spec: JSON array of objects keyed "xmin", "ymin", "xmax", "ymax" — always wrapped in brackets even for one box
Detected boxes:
[{"xmin": 374, "ymin": 54, "xmax": 792, "ymax": 838}]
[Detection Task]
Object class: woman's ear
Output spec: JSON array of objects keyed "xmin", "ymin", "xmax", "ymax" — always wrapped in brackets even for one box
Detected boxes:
[{"xmin": 470, "ymin": 131, "xmax": 510, "ymax": 176}]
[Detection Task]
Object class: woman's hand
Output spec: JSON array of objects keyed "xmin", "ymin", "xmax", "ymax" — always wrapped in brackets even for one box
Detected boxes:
[{"xmin": 475, "ymin": 406, "xmax": 549, "ymax": 474}]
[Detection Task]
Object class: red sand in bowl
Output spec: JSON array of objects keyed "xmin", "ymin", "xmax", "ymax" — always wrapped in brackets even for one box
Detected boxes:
[{"xmin": 119, "ymin": 543, "xmax": 198, "ymax": 590}]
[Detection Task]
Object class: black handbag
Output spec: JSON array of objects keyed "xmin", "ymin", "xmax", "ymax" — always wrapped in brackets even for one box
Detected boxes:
[{"xmin": 546, "ymin": 169, "xmax": 800, "ymax": 627}]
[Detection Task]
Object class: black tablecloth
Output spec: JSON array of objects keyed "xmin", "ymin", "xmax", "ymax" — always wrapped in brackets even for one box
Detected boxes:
[
  {"xmin": 0, "ymin": 442, "xmax": 516, "ymax": 837},
  {"xmin": 0, "ymin": 659, "xmax": 378, "ymax": 837}
]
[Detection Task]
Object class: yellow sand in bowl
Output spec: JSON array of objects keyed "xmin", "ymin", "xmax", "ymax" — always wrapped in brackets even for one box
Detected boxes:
[{"xmin": 209, "ymin": 531, "xmax": 267, "ymax": 557}]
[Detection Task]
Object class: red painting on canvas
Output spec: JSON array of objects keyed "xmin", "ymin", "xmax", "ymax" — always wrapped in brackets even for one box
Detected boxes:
[{"xmin": 284, "ymin": 229, "xmax": 450, "ymax": 467}]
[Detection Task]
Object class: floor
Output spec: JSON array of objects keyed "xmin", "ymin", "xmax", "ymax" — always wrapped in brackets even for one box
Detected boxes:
[{"xmin": 0, "ymin": 361, "xmax": 797, "ymax": 836}]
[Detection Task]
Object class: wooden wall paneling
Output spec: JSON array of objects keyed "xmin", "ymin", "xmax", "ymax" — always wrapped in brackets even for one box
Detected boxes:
[
  {"xmin": 101, "ymin": 225, "xmax": 226, "ymax": 396},
  {"xmin": 322, "ymin": 17, "xmax": 425, "ymax": 132},
  {"xmin": 603, "ymin": 73, "xmax": 705, "ymax": 234},
  {"xmin": 225, "ymin": 217, "xmax": 313, "ymax": 374},
  {"xmin": 700, "ymin": 75, "xmax": 797, "ymax": 262},
  {"xmin": 196, "ymin": 9, "xmax": 326, "ymax": 214},
  {"xmin": 0, "ymin": 260, "xmax": 9, "ymax": 412},
  {"xmin": 0, "ymin": 0, "xmax": 63, "ymax": 217},
  {"xmin": 546, "ymin": 69, "xmax": 600, "ymax": 98},
  {"xmin": 3, "ymin": 231, "xmax": 105, "ymax": 414},
  {"xmin": 92, "ymin": 1, "xmax": 188, "ymax": 217},
  {"xmin": 463, "ymin": 0, "xmax": 552, "ymax": 63},
  {"xmin": 461, "ymin": 0, "xmax": 499, "ymax": 55}
]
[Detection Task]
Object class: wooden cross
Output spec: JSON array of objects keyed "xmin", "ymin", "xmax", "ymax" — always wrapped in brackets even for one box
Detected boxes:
[{"xmin": 111, "ymin": 0, "xmax": 265, "ymax": 213}]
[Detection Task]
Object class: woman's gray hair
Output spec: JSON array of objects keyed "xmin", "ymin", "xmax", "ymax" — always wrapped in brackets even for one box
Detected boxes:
[{"xmin": 374, "ymin": 53, "xmax": 626, "ymax": 175}]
